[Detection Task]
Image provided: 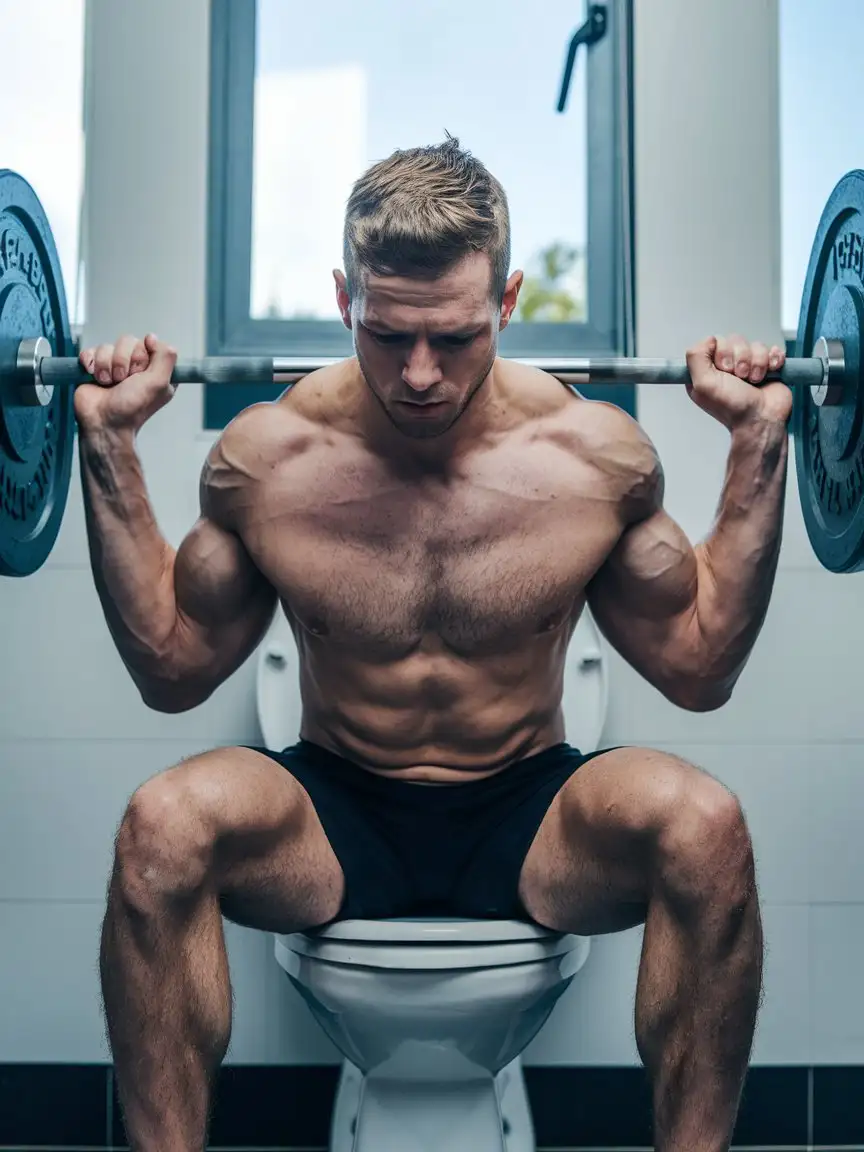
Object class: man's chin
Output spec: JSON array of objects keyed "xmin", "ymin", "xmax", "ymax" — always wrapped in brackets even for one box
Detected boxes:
[
  {"xmin": 384, "ymin": 402, "xmax": 460, "ymax": 439},
  {"xmin": 388, "ymin": 413, "xmax": 455, "ymax": 439}
]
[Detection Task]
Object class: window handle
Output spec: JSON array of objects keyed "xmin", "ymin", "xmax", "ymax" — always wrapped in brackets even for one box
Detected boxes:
[{"xmin": 556, "ymin": 3, "xmax": 608, "ymax": 113}]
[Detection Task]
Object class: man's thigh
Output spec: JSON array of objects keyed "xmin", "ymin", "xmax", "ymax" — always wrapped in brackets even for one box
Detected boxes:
[
  {"xmin": 518, "ymin": 747, "xmax": 742, "ymax": 935},
  {"xmin": 121, "ymin": 746, "xmax": 345, "ymax": 933}
]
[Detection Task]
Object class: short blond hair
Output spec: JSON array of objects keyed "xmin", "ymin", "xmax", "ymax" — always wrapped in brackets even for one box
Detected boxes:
[{"xmin": 343, "ymin": 136, "xmax": 511, "ymax": 304}]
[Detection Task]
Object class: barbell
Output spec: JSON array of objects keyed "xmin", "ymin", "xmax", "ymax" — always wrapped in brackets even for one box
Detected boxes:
[{"xmin": 1, "ymin": 166, "xmax": 864, "ymax": 579}]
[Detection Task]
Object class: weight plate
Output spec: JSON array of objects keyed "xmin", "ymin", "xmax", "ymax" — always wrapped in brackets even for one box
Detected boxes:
[
  {"xmin": 794, "ymin": 170, "xmax": 864, "ymax": 572},
  {"xmin": 0, "ymin": 170, "xmax": 75, "ymax": 577}
]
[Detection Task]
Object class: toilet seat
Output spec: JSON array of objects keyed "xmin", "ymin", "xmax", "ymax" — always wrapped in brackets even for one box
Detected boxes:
[
  {"xmin": 256, "ymin": 608, "xmax": 609, "ymax": 754},
  {"xmin": 310, "ymin": 917, "xmax": 562, "ymax": 943},
  {"xmin": 277, "ymin": 917, "xmax": 586, "ymax": 971}
]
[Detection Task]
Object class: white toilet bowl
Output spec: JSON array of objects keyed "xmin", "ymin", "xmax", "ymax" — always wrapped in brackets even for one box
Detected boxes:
[
  {"xmin": 277, "ymin": 918, "xmax": 590, "ymax": 1152},
  {"xmin": 257, "ymin": 609, "xmax": 609, "ymax": 1152}
]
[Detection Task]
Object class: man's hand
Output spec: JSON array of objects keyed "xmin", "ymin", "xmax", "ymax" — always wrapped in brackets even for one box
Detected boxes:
[
  {"xmin": 75, "ymin": 333, "xmax": 179, "ymax": 435},
  {"xmin": 685, "ymin": 334, "xmax": 791, "ymax": 431}
]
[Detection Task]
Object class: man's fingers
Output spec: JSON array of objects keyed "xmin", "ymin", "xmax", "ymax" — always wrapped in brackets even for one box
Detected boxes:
[
  {"xmin": 709, "ymin": 335, "xmax": 735, "ymax": 373},
  {"xmin": 725, "ymin": 334, "xmax": 751, "ymax": 379},
  {"xmin": 142, "ymin": 335, "xmax": 179, "ymax": 393},
  {"xmin": 748, "ymin": 342, "xmax": 770, "ymax": 384},
  {"xmin": 111, "ymin": 334, "xmax": 140, "ymax": 384},
  {"xmin": 93, "ymin": 343, "xmax": 116, "ymax": 386},
  {"xmin": 128, "ymin": 338, "xmax": 150, "ymax": 376}
]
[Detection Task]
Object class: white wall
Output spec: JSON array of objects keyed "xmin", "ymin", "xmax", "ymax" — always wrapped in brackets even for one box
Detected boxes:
[
  {"xmin": 531, "ymin": 0, "xmax": 864, "ymax": 1069},
  {"xmin": 0, "ymin": 0, "xmax": 335, "ymax": 1065},
  {"xmin": 1, "ymin": 0, "xmax": 862, "ymax": 1070}
]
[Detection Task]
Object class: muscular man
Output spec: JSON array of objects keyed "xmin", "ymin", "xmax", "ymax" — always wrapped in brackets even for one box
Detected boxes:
[{"xmin": 78, "ymin": 138, "xmax": 789, "ymax": 1152}]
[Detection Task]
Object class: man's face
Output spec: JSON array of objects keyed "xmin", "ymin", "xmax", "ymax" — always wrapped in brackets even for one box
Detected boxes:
[{"xmin": 335, "ymin": 252, "xmax": 522, "ymax": 440}]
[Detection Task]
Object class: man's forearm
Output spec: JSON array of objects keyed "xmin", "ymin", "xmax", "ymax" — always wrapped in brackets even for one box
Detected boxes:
[
  {"xmin": 79, "ymin": 427, "xmax": 179, "ymax": 690},
  {"xmin": 692, "ymin": 420, "xmax": 789, "ymax": 700}
]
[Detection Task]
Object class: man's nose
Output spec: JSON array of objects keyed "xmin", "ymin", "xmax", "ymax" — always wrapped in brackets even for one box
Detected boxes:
[{"xmin": 402, "ymin": 341, "xmax": 443, "ymax": 393}]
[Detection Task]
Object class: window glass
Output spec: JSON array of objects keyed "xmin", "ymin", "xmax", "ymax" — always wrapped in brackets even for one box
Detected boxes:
[
  {"xmin": 251, "ymin": 0, "xmax": 589, "ymax": 327},
  {"xmin": 0, "ymin": 0, "xmax": 86, "ymax": 325},
  {"xmin": 780, "ymin": 0, "xmax": 864, "ymax": 333}
]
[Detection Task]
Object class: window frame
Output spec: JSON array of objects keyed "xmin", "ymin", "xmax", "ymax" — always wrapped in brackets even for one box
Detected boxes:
[{"xmin": 205, "ymin": 0, "xmax": 634, "ymax": 425}]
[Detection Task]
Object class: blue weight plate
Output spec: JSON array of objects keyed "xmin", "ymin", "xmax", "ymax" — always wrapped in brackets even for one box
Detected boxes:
[
  {"xmin": 0, "ymin": 170, "xmax": 75, "ymax": 576},
  {"xmin": 794, "ymin": 170, "xmax": 864, "ymax": 572}
]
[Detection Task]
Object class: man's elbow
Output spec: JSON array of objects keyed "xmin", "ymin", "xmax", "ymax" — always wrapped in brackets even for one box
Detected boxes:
[
  {"xmin": 663, "ymin": 671, "xmax": 736, "ymax": 712},
  {"xmin": 660, "ymin": 625, "xmax": 745, "ymax": 711},
  {"xmin": 135, "ymin": 670, "xmax": 215, "ymax": 714},
  {"xmin": 140, "ymin": 688, "xmax": 208, "ymax": 714}
]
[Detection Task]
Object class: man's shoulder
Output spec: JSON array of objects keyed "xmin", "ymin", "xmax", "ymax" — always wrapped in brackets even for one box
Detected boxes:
[
  {"xmin": 207, "ymin": 359, "xmax": 357, "ymax": 477},
  {"xmin": 205, "ymin": 399, "xmax": 314, "ymax": 483},
  {"xmin": 199, "ymin": 362, "xmax": 360, "ymax": 529},
  {"xmin": 530, "ymin": 381, "xmax": 663, "ymax": 518}
]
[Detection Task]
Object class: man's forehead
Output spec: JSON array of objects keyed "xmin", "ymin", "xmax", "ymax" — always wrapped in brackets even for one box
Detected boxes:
[{"xmin": 358, "ymin": 272, "xmax": 492, "ymax": 328}]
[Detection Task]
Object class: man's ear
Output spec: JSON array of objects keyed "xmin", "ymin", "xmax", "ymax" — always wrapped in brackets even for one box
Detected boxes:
[
  {"xmin": 499, "ymin": 269, "xmax": 524, "ymax": 331},
  {"xmin": 333, "ymin": 269, "xmax": 351, "ymax": 329}
]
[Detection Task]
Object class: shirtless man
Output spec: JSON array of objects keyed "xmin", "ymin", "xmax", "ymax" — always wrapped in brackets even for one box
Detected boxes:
[{"xmin": 78, "ymin": 138, "xmax": 789, "ymax": 1152}]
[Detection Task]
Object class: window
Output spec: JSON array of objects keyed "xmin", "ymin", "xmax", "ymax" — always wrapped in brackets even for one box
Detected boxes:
[
  {"xmin": 780, "ymin": 0, "xmax": 864, "ymax": 336},
  {"xmin": 207, "ymin": 0, "xmax": 634, "ymax": 427},
  {"xmin": 0, "ymin": 0, "xmax": 86, "ymax": 328}
]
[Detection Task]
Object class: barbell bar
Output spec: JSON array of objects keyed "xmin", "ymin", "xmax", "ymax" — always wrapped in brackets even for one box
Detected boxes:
[
  {"xmin": 10, "ymin": 335, "xmax": 845, "ymax": 405},
  {"xmin": 2, "ymin": 165, "xmax": 864, "ymax": 580}
]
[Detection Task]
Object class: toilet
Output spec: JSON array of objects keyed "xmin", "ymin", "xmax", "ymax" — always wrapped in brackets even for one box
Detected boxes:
[{"xmin": 256, "ymin": 610, "xmax": 608, "ymax": 1152}]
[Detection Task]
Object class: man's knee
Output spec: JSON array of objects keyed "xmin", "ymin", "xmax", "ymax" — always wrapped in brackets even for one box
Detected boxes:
[
  {"xmin": 113, "ymin": 754, "xmax": 228, "ymax": 911},
  {"xmin": 654, "ymin": 758, "xmax": 755, "ymax": 908}
]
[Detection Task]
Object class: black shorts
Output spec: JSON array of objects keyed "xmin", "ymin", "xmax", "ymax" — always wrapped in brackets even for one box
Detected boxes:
[{"xmin": 250, "ymin": 739, "xmax": 611, "ymax": 922}]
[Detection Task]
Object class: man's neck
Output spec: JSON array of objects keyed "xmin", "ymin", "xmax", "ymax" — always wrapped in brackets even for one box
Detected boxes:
[{"xmin": 357, "ymin": 360, "xmax": 505, "ymax": 474}]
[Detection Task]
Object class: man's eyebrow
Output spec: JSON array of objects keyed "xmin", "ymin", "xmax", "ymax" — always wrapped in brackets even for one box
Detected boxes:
[
  {"xmin": 363, "ymin": 320, "xmax": 487, "ymax": 337},
  {"xmin": 362, "ymin": 319, "xmax": 399, "ymax": 333},
  {"xmin": 435, "ymin": 327, "xmax": 485, "ymax": 339}
]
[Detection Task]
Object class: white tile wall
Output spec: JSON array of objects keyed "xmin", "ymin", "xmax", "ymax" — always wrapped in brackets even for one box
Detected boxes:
[
  {"xmin": 224, "ymin": 924, "xmax": 341, "ymax": 1065},
  {"xmin": 806, "ymin": 761, "xmax": 864, "ymax": 903},
  {"xmin": 0, "ymin": 570, "xmax": 259, "ymax": 743},
  {"xmin": 600, "ymin": 568, "xmax": 864, "ymax": 748},
  {"xmin": 523, "ymin": 928, "xmax": 643, "ymax": 1066},
  {"xmin": 0, "ymin": 740, "xmax": 212, "ymax": 901},
  {"xmin": 1, "ymin": 0, "xmax": 860, "ymax": 1074},
  {"xmin": 753, "ymin": 904, "xmax": 811, "ymax": 1065},
  {"xmin": 0, "ymin": 902, "xmax": 342, "ymax": 1065},
  {"xmin": 0, "ymin": 901, "xmax": 109, "ymax": 1062},
  {"xmin": 524, "ymin": 903, "xmax": 813, "ymax": 1067},
  {"xmin": 810, "ymin": 905, "xmax": 864, "ymax": 1064}
]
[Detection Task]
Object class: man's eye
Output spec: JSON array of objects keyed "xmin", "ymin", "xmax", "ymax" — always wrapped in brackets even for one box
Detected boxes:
[
  {"xmin": 440, "ymin": 335, "xmax": 475, "ymax": 348},
  {"xmin": 371, "ymin": 333, "xmax": 406, "ymax": 345}
]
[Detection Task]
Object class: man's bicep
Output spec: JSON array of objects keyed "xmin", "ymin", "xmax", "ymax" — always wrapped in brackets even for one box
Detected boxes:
[
  {"xmin": 587, "ymin": 507, "xmax": 701, "ymax": 685},
  {"xmin": 171, "ymin": 515, "xmax": 277, "ymax": 688},
  {"xmin": 179, "ymin": 419, "xmax": 277, "ymax": 638}
]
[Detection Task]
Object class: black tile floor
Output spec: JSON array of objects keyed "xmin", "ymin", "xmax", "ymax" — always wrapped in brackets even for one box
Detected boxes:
[{"xmin": 4, "ymin": 1062, "xmax": 864, "ymax": 1150}]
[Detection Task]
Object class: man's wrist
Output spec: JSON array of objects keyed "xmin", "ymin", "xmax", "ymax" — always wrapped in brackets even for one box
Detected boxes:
[
  {"xmin": 728, "ymin": 411, "xmax": 789, "ymax": 451},
  {"xmin": 78, "ymin": 422, "xmax": 137, "ymax": 456}
]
